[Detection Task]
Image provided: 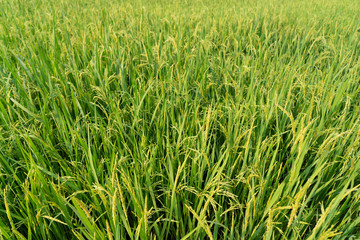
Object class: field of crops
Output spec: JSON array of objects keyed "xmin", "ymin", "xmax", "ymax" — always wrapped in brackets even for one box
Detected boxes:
[{"xmin": 1, "ymin": 0, "xmax": 360, "ymax": 239}]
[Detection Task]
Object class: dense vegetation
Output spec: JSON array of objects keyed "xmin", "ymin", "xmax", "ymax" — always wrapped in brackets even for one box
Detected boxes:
[{"xmin": 1, "ymin": 0, "xmax": 360, "ymax": 239}]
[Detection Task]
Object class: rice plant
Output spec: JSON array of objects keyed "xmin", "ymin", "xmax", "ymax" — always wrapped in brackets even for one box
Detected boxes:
[{"xmin": 0, "ymin": 0, "xmax": 360, "ymax": 239}]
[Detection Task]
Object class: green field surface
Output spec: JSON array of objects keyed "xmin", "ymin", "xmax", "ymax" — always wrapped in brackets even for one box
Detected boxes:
[{"xmin": 1, "ymin": 0, "xmax": 360, "ymax": 239}]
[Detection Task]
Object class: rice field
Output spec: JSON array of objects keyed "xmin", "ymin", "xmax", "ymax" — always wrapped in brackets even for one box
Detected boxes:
[{"xmin": 1, "ymin": 0, "xmax": 360, "ymax": 239}]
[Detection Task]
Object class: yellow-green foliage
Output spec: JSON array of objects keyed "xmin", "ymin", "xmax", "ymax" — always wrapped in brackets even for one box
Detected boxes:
[{"xmin": 0, "ymin": 0, "xmax": 360, "ymax": 239}]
